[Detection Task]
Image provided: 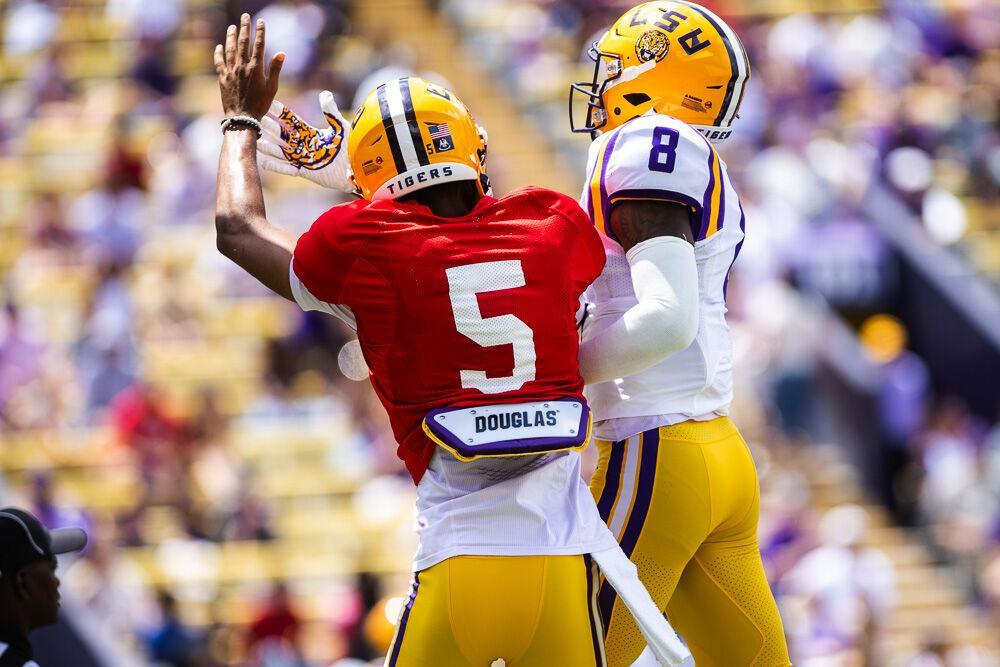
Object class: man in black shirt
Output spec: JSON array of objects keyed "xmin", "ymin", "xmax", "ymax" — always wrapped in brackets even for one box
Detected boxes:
[{"xmin": 0, "ymin": 507, "xmax": 87, "ymax": 667}]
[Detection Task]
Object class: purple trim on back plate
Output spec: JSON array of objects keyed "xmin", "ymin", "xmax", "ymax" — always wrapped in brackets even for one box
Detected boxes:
[{"xmin": 424, "ymin": 399, "xmax": 591, "ymax": 458}]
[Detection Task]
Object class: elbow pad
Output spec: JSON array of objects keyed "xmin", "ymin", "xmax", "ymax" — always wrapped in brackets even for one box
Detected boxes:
[{"xmin": 578, "ymin": 236, "xmax": 699, "ymax": 386}]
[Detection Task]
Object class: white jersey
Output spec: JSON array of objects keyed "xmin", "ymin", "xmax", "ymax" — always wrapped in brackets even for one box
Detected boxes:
[
  {"xmin": 580, "ymin": 113, "xmax": 745, "ymax": 441},
  {"xmin": 289, "ymin": 268, "xmax": 618, "ymax": 571},
  {"xmin": 412, "ymin": 449, "xmax": 617, "ymax": 570}
]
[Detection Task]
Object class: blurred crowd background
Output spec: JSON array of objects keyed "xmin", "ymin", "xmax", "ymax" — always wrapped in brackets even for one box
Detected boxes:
[{"xmin": 0, "ymin": 0, "xmax": 997, "ymax": 665}]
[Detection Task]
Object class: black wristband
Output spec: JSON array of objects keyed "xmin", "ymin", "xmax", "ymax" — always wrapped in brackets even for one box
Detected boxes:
[{"xmin": 221, "ymin": 115, "xmax": 263, "ymax": 138}]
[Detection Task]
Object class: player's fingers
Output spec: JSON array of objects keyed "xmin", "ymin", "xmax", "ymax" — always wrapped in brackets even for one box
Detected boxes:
[
  {"xmin": 259, "ymin": 155, "xmax": 299, "ymax": 176},
  {"xmin": 266, "ymin": 52, "xmax": 285, "ymax": 98},
  {"xmin": 237, "ymin": 13, "xmax": 251, "ymax": 63},
  {"xmin": 318, "ymin": 90, "xmax": 341, "ymax": 119},
  {"xmin": 251, "ymin": 18, "xmax": 265, "ymax": 65},
  {"xmin": 256, "ymin": 138, "xmax": 287, "ymax": 159},
  {"xmin": 224, "ymin": 24, "xmax": 237, "ymax": 67},
  {"xmin": 319, "ymin": 90, "xmax": 345, "ymax": 131},
  {"xmin": 213, "ymin": 44, "xmax": 225, "ymax": 73},
  {"xmin": 267, "ymin": 99, "xmax": 286, "ymax": 119}
]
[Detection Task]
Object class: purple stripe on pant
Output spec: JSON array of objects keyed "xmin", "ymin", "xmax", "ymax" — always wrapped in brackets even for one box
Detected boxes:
[{"xmin": 387, "ymin": 571, "xmax": 421, "ymax": 666}]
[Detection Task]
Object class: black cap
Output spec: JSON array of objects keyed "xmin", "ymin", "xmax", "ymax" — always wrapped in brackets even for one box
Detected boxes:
[{"xmin": 0, "ymin": 507, "xmax": 88, "ymax": 577}]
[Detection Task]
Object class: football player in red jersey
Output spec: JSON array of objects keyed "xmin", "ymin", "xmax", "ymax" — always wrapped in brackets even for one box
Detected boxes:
[{"xmin": 213, "ymin": 16, "xmax": 689, "ymax": 666}]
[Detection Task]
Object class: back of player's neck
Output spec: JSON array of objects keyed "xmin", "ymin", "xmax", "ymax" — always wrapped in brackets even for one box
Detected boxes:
[{"xmin": 405, "ymin": 184, "xmax": 482, "ymax": 218}]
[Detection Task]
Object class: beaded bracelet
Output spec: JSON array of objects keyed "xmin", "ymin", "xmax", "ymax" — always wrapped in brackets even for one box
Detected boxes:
[{"xmin": 221, "ymin": 115, "xmax": 263, "ymax": 138}]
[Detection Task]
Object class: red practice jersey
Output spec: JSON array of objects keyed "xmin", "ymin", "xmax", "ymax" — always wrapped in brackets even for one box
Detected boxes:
[{"xmin": 292, "ymin": 186, "xmax": 605, "ymax": 482}]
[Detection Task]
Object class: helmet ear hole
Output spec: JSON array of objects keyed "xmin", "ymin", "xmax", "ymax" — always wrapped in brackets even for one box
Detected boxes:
[
  {"xmin": 623, "ymin": 93, "xmax": 651, "ymax": 106},
  {"xmin": 614, "ymin": 107, "xmax": 621, "ymax": 116}
]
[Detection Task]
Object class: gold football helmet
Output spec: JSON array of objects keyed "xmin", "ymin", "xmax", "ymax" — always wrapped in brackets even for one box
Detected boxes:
[
  {"xmin": 569, "ymin": 1, "xmax": 750, "ymax": 142},
  {"xmin": 349, "ymin": 77, "xmax": 489, "ymax": 201}
]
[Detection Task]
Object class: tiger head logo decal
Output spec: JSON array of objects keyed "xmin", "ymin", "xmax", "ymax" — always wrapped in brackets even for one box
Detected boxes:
[
  {"xmin": 276, "ymin": 105, "xmax": 344, "ymax": 171},
  {"xmin": 635, "ymin": 30, "xmax": 670, "ymax": 63}
]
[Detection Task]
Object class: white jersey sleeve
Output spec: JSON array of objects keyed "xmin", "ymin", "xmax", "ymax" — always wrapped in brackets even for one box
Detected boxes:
[
  {"xmin": 580, "ymin": 113, "xmax": 730, "ymax": 247},
  {"xmin": 288, "ymin": 259, "xmax": 358, "ymax": 330}
]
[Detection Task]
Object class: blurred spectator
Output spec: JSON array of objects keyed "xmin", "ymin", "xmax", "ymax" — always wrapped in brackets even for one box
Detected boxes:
[
  {"xmin": 0, "ymin": 302, "xmax": 45, "ymax": 428},
  {"xmin": 27, "ymin": 471, "xmax": 91, "ymax": 539},
  {"xmin": 106, "ymin": 0, "xmax": 184, "ymax": 39},
  {"xmin": 23, "ymin": 192, "xmax": 80, "ymax": 264},
  {"xmin": 917, "ymin": 398, "xmax": 981, "ymax": 519},
  {"xmin": 26, "ymin": 44, "xmax": 74, "ymax": 108},
  {"xmin": 146, "ymin": 133, "xmax": 216, "ymax": 227},
  {"xmin": 247, "ymin": 582, "xmax": 305, "ymax": 667},
  {"xmin": 130, "ymin": 36, "xmax": 180, "ymax": 101},
  {"xmin": 145, "ymin": 590, "xmax": 203, "ymax": 667},
  {"xmin": 0, "ymin": 301, "xmax": 75, "ymax": 429},
  {"xmin": 220, "ymin": 490, "xmax": 274, "ymax": 542},
  {"xmin": 83, "ymin": 345, "xmax": 136, "ymax": 415},
  {"xmin": 109, "ymin": 382, "xmax": 187, "ymax": 490},
  {"xmin": 3, "ymin": 0, "xmax": 59, "ymax": 56},
  {"xmin": 780, "ymin": 505, "xmax": 897, "ymax": 664},
  {"xmin": 69, "ymin": 147, "xmax": 147, "ymax": 267},
  {"xmin": 255, "ymin": 0, "xmax": 327, "ymax": 80},
  {"xmin": 859, "ymin": 314, "xmax": 931, "ymax": 524},
  {"xmin": 62, "ymin": 531, "xmax": 158, "ymax": 644}
]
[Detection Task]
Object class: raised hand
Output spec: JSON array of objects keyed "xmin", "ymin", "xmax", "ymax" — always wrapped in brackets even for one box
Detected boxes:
[
  {"xmin": 213, "ymin": 14, "xmax": 284, "ymax": 120},
  {"xmin": 256, "ymin": 91, "xmax": 355, "ymax": 192}
]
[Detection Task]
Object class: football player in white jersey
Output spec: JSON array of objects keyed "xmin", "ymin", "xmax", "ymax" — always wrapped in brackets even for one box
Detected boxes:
[{"xmin": 568, "ymin": 2, "xmax": 791, "ymax": 665}]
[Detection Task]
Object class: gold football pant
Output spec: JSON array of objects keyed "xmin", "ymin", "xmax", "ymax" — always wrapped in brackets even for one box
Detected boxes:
[
  {"xmin": 385, "ymin": 554, "xmax": 606, "ymax": 666},
  {"xmin": 590, "ymin": 417, "xmax": 791, "ymax": 667}
]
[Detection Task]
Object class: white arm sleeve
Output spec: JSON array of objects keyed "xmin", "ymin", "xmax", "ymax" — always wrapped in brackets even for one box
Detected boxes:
[
  {"xmin": 578, "ymin": 236, "xmax": 699, "ymax": 385},
  {"xmin": 288, "ymin": 259, "xmax": 358, "ymax": 331}
]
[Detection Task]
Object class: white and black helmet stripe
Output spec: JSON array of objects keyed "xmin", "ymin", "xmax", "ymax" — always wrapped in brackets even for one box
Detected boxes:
[
  {"xmin": 376, "ymin": 78, "xmax": 430, "ymax": 174},
  {"xmin": 399, "ymin": 78, "xmax": 431, "ymax": 166},
  {"xmin": 676, "ymin": 1, "xmax": 749, "ymax": 127},
  {"xmin": 376, "ymin": 83, "xmax": 406, "ymax": 173}
]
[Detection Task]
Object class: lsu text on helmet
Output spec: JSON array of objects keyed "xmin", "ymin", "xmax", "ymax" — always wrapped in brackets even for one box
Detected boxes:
[
  {"xmin": 569, "ymin": 1, "xmax": 750, "ymax": 142},
  {"xmin": 349, "ymin": 76, "xmax": 489, "ymax": 201}
]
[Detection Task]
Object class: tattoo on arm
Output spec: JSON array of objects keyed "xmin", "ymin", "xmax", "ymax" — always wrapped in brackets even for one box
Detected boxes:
[{"xmin": 607, "ymin": 200, "xmax": 695, "ymax": 252}]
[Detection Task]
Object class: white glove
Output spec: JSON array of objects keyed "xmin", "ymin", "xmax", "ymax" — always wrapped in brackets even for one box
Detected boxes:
[{"xmin": 257, "ymin": 90, "xmax": 354, "ymax": 192}]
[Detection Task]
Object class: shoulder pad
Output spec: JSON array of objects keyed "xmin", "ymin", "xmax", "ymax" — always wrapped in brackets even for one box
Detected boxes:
[{"xmin": 583, "ymin": 114, "xmax": 728, "ymax": 242}]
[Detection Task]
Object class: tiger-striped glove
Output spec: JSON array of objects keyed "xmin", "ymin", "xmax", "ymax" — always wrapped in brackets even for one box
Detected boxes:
[{"xmin": 257, "ymin": 90, "xmax": 354, "ymax": 192}]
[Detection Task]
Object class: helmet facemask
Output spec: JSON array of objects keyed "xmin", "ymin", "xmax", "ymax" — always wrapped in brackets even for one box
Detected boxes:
[
  {"xmin": 475, "ymin": 124, "xmax": 491, "ymax": 196},
  {"xmin": 568, "ymin": 42, "xmax": 623, "ymax": 138}
]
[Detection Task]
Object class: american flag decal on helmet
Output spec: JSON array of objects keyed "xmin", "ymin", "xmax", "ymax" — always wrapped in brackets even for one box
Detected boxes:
[{"xmin": 427, "ymin": 123, "xmax": 454, "ymax": 152}]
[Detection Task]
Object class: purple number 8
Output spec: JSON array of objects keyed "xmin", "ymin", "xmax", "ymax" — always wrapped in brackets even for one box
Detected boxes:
[{"xmin": 648, "ymin": 126, "xmax": 679, "ymax": 173}]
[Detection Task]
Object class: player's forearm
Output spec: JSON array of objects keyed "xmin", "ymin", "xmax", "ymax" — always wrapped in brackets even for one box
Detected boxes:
[
  {"xmin": 216, "ymin": 128, "xmax": 267, "ymax": 237},
  {"xmin": 578, "ymin": 236, "xmax": 699, "ymax": 385},
  {"xmin": 215, "ymin": 128, "xmax": 296, "ymax": 300}
]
